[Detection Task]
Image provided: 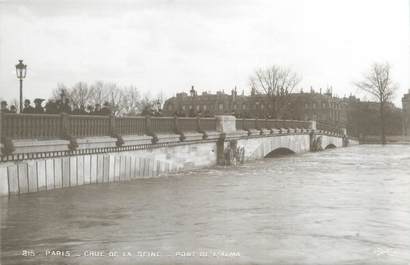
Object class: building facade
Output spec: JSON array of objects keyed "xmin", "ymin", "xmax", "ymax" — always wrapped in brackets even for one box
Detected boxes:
[
  {"xmin": 163, "ymin": 87, "xmax": 347, "ymax": 127},
  {"xmin": 345, "ymin": 98, "xmax": 403, "ymax": 138},
  {"xmin": 403, "ymin": 90, "xmax": 410, "ymax": 136}
]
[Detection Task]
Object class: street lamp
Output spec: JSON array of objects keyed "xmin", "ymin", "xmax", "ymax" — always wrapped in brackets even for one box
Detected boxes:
[{"xmin": 15, "ymin": 60, "xmax": 27, "ymax": 112}]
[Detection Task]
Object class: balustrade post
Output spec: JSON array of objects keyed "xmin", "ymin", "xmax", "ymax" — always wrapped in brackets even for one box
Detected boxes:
[
  {"xmin": 174, "ymin": 116, "xmax": 185, "ymax": 141},
  {"xmin": 309, "ymin": 120, "xmax": 317, "ymax": 131},
  {"xmin": 197, "ymin": 117, "xmax": 207, "ymax": 139},
  {"xmin": 109, "ymin": 114, "xmax": 123, "ymax": 147},
  {"xmin": 145, "ymin": 116, "xmax": 158, "ymax": 144},
  {"xmin": 265, "ymin": 118, "xmax": 270, "ymax": 134},
  {"xmin": 109, "ymin": 114, "xmax": 117, "ymax": 136},
  {"xmin": 61, "ymin": 113, "xmax": 78, "ymax": 151},
  {"xmin": 173, "ymin": 116, "xmax": 179, "ymax": 133},
  {"xmin": 255, "ymin": 118, "xmax": 263, "ymax": 135},
  {"xmin": 243, "ymin": 118, "xmax": 251, "ymax": 136},
  {"xmin": 196, "ymin": 116, "xmax": 201, "ymax": 131},
  {"xmin": 0, "ymin": 109, "xmax": 2, "ymax": 156},
  {"xmin": 61, "ymin": 113, "xmax": 70, "ymax": 138},
  {"xmin": 145, "ymin": 116, "xmax": 151, "ymax": 133}
]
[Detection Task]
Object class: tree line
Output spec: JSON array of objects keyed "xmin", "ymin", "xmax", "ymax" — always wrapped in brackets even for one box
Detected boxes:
[
  {"xmin": 52, "ymin": 81, "xmax": 164, "ymax": 116},
  {"xmin": 1, "ymin": 81, "xmax": 164, "ymax": 116}
]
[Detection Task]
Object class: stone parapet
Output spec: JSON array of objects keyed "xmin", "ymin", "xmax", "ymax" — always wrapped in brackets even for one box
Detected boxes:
[
  {"xmin": 260, "ymin": 129, "xmax": 271, "ymax": 135},
  {"xmin": 183, "ymin": 132, "xmax": 205, "ymax": 142},
  {"xmin": 224, "ymin": 130, "xmax": 248, "ymax": 140},
  {"xmin": 246, "ymin": 129, "xmax": 261, "ymax": 136},
  {"xmin": 204, "ymin": 131, "xmax": 222, "ymax": 140},
  {"xmin": 122, "ymin": 135, "xmax": 153, "ymax": 146},
  {"xmin": 12, "ymin": 139, "xmax": 70, "ymax": 154},
  {"xmin": 77, "ymin": 136, "xmax": 117, "ymax": 150},
  {"xmin": 156, "ymin": 134, "xmax": 181, "ymax": 144},
  {"xmin": 215, "ymin": 115, "xmax": 236, "ymax": 133}
]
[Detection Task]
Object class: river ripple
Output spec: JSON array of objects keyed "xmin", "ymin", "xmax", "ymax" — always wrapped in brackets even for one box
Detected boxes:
[{"xmin": 1, "ymin": 145, "xmax": 410, "ymax": 264}]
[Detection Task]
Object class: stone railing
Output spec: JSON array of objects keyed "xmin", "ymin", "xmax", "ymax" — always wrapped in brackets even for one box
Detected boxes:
[
  {"xmin": 235, "ymin": 118, "xmax": 312, "ymax": 132},
  {"xmin": 316, "ymin": 121, "xmax": 345, "ymax": 136},
  {"xmin": 2, "ymin": 113, "xmax": 62, "ymax": 139},
  {"xmin": 1, "ymin": 114, "xmax": 221, "ymax": 140},
  {"xmin": 0, "ymin": 113, "xmax": 346, "ymax": 159}
]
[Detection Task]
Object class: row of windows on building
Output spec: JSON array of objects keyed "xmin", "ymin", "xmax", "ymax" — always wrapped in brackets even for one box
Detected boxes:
[
  {"xmin": 168, "ymin": 103, "xmax": 276, "ymax": 112},
  {"xmin": 168, "ymin": 102, "xmax": 344, "ymax": 112},
  {"xmin": 305, "ymin": 102, "xmax": 344, "ymax": 110}
]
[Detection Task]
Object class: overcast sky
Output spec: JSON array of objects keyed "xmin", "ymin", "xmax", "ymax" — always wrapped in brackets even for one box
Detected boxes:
[{"xmin": 0, "ymin": 0, "xmax": 409, "ymax": 106}]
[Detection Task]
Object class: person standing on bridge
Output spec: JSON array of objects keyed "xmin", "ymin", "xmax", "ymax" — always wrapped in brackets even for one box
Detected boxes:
[
  {"xmin": 9, "ymin": 105, "xmax": 17, "ymax": 113},
  {"xmin": 45, "ymin": 99, "xmax": 58, "ymax": 114},
  {"xmin": 22, "ymin": 99, "xmax": 35, "ymax": 113},
  {"xmin": 100, "ymin": 102, "xmax": 112, "ymax": 115},
  {"xmin": 1, "ymin": 101, "xmax": 10, "ymax": 113},
  {"xmin": 33, "ymin": 98, "xmax": 45, "ymax": 113}
]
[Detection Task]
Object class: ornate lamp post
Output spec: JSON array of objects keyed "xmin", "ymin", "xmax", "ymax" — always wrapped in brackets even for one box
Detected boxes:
[{"xmin": 15, "ymin": 60, "xmax": 27, "ymax": 112}]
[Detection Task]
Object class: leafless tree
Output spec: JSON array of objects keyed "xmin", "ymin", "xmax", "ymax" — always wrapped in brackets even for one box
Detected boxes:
[
  {"xmin": 70, "ymin": 82, "xmax": 94, "ymax": 108},
  {"xmin": 250, "ymin": 65, "xmax": 301, "ymax": 119},
  {"xmin": 89, "ymin": 81, "xmax": 107, "ymax": 105},
  {"xmin": 49, "ymin": 81, "xmax": 155, "ymax": 116},
  {"xmin": 52, "ymin": 83, "xmax": 69, "ymax": 101},
  {"xmin": 120, "ymin": 86, "xmax": 141, "ymax": 115},
  {"xmin": 355, "ymin": 62, "xmax": 398, "ymax": 144}
]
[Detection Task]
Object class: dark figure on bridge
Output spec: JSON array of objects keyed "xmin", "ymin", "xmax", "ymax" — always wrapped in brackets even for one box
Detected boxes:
[
  {"xmin": 59, "ymin": 98, "xmax": 72, "ymax": 114},
  {"xmin": 100, "ymin": 102, "xmax": 112, "ymax": 116},
  {"xmin": 45, "ymin": 100, "xmax": 59, "ymax": 114},
  {"xmin": 72, "ymin": 104, "xmax": 87, "ymax": 115},
  {"xmin": 1, "ymin": 101, "xmax": 10, "ymax": 113},
  {"xmin": 93, "ymin": 104, "xmax": 102, "ymax": 115},
  {"xmin": 33, "ymin": 98, "xmax": 45, "ymax": 113},
  {"xmin": 79, "ymin": 105, "xmax": 87, "ymax": 115},
  {"xmin": 22, "ymin": 99, "xmax": 35, "ymax": 113},
  {"xmin": 141, "ymin": 105, "xmax": 154, "ymax": 116},
  {"xmin": 9, "ymin": 105, "xmax": 17, "ymax": 113},
  {"xmin": 86, "ymin": 105, "xmax": 94, "ymax": 114}
]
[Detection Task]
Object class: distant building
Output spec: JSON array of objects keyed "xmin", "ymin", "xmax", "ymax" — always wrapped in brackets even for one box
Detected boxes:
[
  {"xmin": 291, "ymin": 90, "xmax": 348, "ymax": 127},
  {"xmin": 163, "ymin": 86, "xmax": 247, "ymax": 117},
  {"xmin": 164, "ymin": 86, "xmax": 405, "ymax": 137},
  {"xmin": 163, "ymin": 86, "xmax": 347, "ymax": 127},
  {"xmin": 345, "ymin": 98, "xmax": 402, "ymax": 138},
  {"xmin": 403, "ymin": 90, "xmax": 410, "ymax": 136}
]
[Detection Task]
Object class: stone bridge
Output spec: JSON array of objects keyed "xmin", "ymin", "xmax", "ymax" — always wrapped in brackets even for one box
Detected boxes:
[{"xmin": 0, "ymin": 113, "xmax": 358, "ymax": 196}]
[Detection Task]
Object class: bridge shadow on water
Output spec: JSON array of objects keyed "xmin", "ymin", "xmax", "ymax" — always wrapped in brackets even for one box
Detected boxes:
[{"xmin": 264, "ymin": 148, "xmax": 296, "ymax": 158}]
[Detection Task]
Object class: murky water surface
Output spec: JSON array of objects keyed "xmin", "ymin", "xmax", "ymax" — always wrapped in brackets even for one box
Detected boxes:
[{"xmin": 1, "ymin": 145, "xmax": 410, "ymax": 264}]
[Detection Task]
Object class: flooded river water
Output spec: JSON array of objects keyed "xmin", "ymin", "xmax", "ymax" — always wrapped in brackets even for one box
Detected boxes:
[{"xmin": 1, "ymin": 145, "xmax": 410, "ymax": 264}]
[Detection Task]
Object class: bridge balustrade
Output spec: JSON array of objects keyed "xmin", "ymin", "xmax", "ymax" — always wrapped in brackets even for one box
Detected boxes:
[
  {"xmin": 236, "ymin": 119, "xmax": 312, "ymax": 131},
  {"xmin": 150, "ymin": 117, "xmax": 176, "ymax": 134},
  {"xmin": 178, "ymin": 117, "xmax": 199, "ymax": 132},
  {"xmin": 1, "ymin": 113, "xmax": 341, "ymax": 142},
  {"xmin": 268, "ymin": 119, "xmax": 285, "ymax": 129},
  {"xmin": 69, "ymin": 115, "xmax": 110, "ymax": 137},
  {"xmin": 243, "ymin": 119, "xmax": 258, "ymax": 130},
  {"xmin": 235, "ymin": 119, "xmax": 244, "ymax": 130},
  {"xmin": 199, "ymin": 118, "xmax": 217, "ymax": 131},
  {"xmin": 317, "ymin": 122, "xmax": 341, "ymax": 135},
  {"xmin": 116, "ymin": 116, "xmax": 146, "ymax": 136},
  {"xmin": 2, "ymin": 113, "xmax": 62, "ymax": 139}
]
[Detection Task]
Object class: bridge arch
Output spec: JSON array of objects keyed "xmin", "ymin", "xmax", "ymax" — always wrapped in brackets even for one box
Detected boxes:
[
  {"xmin": 325, "ymin": 143, "xmax": 336, "ymax": 149},
  {"xmin": 265, "ymin": 147, "xmax": 296, "ymax": 158}
]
